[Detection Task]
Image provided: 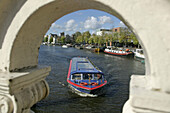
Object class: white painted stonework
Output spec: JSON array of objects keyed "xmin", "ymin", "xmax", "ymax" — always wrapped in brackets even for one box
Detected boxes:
[
  {"xmin": 0, "ymin": 66, "xmax": 51, "ymax": 113},
  {"xmin": 0, "ymin": 0, "xmax": 170, "ymax": 113},
  {"xmin": 0, "ymin": 66, "xmax": 50, "ymax": 113}
]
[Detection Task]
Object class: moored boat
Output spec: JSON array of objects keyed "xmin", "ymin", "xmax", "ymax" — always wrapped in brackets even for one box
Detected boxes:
[
  {"xmin": 62, "ymin": 45, "xmax": 68, "ymax": 48},
  {"xmin": 104, "ymin": 47, "xmax": 134, "ymax": 56},
  {"xmin": 67, "ymin": 57, "xmax": 107, "ymax": 97},
  {"xmin": 75, "ymin": 45, "xmax": 83, "ymax": 49},
  {"xmin": 134, "ymin": 49, "xmax": 145, "ymax": 63}
]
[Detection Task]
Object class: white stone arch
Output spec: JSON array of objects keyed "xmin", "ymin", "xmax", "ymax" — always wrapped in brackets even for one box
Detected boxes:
[{"xmin": 0, "ymin": 0, "xmax": 170, "ymax": 113}]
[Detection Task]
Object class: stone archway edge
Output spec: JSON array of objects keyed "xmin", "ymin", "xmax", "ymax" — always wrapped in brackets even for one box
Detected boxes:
[{"xmin": 0, "ymin": 0, "xmax": 170, "ymax": 113}]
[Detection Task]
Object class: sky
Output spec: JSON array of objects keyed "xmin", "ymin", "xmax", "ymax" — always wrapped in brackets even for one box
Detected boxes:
[{"xmin": 46, "ymin": 9, "xmax": 126, "ymax": 36}]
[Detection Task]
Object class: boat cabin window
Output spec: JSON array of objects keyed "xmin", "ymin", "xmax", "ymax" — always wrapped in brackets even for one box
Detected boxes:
[
  {"xmin": 72, "ymin": 74, "xmax": 81, "ymax": 80},
  {"xmin": 71, "ymin": 73, "xmax": 103, "ymax": 80},
  {"xmin": 83, "ymin": 74, "xmax": 93, "ymax": 80},
  {"xmin": 94, "ymin": 74, "xmax": 102, "ymax": 80},
  {"xmin": 140, "ymin": 50, "xmax": 143, "ymax": 54},
  {"xmin": 82, "ymin": 73, "xmax": 102, "ymax": 80}
]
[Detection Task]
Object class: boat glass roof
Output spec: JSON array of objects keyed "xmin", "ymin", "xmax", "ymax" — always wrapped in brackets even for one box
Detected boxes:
[{"xmin": 70, "ymin": 57, "xmax": 101, "ymax": 74}]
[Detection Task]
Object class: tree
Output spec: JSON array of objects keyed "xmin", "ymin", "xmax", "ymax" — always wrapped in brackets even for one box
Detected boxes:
[
  {"xmin": 88, "ymin": 36, "xmax": 93, "ymax": 44},
  {"xmin": 44, "ymin": 36, "xmax": 48, "ymax": 42},
  {"xmin": 57, "ymin": 37, "xmax": 61, "ymax": 43},
  {"xmin": 84, "ymin": 37, "xmax": 89, "ymax": 44},
  {"xmin": 74, "ymin": 32, "xmax": 81, "ymax": 39},
  {"xmin": 49, "ymin": 36, "xmax": 53, "ymax": 43},
  {"xmin": 76, "ymin": 35, "xmax": 83, "ymax": 44},
  {"xmin": 83, "ymin": 31, "xmax": 91, "ymax": 44},
  {"xmin": 130, "ymin": 33, "xmax": 139, "ymax": 48},
  {"xmin": 98, "ymin": 36, "xmax": 104, "ymax": 47},
  {"xmin": 92, "ymin": 33, "xmax": 96, "ymax": 37},
  {"xmin": 93, "ymin": 35, "xmax": 99, "ymax": 46},
  {"xmin": 113, "ymin": 32, "xmax": 119, "ymax": 47},
  {"xmin": 108, "ymin": 33, "xmax": 113, "ymax": 46},
  {"xmin": 104, "ymin": 34, "xmax": 109, "ymax": 47},
  {"xmin": 119, "ymin": 27, "xmax": 132, "ymax": 47},
  {"xmin": 61, "ymin": 36, "xmax": 66, "ymax": 44}
]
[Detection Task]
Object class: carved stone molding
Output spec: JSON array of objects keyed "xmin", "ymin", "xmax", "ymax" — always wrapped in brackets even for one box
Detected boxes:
[
  {"xmin": 14, "ymin": 80, "xmax": 49, "ymax": 113},
  {"xmin": 0, "ymin": 65, "xmax": 51, "ymax": 113},
  {"xmin": 0, "ymin": 95, "xmax": 14, "ymax": 113}
]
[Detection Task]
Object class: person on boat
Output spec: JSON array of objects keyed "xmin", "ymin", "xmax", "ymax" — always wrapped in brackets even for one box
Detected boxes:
[{"xmin": 97, "ymin": 74, "xmax": 102, "ymax": 80}]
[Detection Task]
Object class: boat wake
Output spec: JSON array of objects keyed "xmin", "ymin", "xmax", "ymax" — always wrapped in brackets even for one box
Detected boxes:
[{"xmin": 68, "ymin": 85, "xmax": 98, "ymax": 97}]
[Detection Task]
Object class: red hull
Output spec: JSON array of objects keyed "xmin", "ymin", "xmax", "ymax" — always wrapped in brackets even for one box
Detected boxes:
[
  {"xmin": 104, "ymin": 50, "xmax": 133, "ymax": 56},
  {"xmin": 67, "ymin": 60, "xmax": 107, "ymax": 91}
]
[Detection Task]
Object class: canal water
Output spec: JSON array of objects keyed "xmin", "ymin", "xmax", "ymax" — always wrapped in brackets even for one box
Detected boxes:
[{"xmin": 32, "ymin": 45, "xmax": 145, "ymax": 113}]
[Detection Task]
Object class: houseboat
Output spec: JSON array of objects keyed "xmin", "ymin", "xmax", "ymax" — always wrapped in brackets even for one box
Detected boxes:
[
  {"xmin": 104, "ymin": 47, "xmax": 134, "ymax": 56},
  {"xmin": 67, "ymin": 57, "xmax": 107, "ymax": 97}
]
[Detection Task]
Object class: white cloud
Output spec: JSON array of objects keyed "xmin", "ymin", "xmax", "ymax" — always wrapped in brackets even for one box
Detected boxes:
[
  {"xmin": 99, "ymin": 16, "xmax": 113, "ymax": 24},
  {"xmin": 65, "ymin": 19, "xmax": 78, "ymax": 31},
  {"xmin": 84, "ymin": 16, "xmax": 114, "ymax": 30},
  {"xmin": 84, "ymin": 16, "xmax": 101, "ymax": 30},
  {"xmin": 51, "ymin": 23, "xmax": 63, "ymax": 29},
  {"xmin": 48, "ymin": 15, "xmax": 114, "ymax": 35}
]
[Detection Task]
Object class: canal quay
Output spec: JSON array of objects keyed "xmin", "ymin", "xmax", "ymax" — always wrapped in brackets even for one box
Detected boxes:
[{"xmin": 32, "ymin": 45, "xmax": 145, "ymax": 113}]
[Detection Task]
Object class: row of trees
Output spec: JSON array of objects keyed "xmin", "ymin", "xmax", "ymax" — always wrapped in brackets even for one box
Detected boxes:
[
  {"xmin": 44, "ymin": 35, "xmax": 66, "ymax": 44},
  {"xmin": 73, "ymin": 28, "xmax": 139, "ymax": 48},
  {"xmin": 44, "ymin": 27, "xmax": 140, "ymax": 48}
]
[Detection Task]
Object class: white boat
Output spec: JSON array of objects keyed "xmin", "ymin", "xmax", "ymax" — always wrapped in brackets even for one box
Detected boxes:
[
  {"xmin": 85, "ymin": 46, "xmax": 92, "ymax": 49},
  {"xmin": 62, "ymin": 45, "xmax": 68, "ymax": 48},
  {"xmin": 42, "ymin": 42, "xmax": 47, "ymax": 45},
  {"xmin": 134, "ymin": 49, "xmax": 145, "ymax": 60},
  {"xmin": 85, "ymin": 45, "xmax": 94, "ymax": 50}
]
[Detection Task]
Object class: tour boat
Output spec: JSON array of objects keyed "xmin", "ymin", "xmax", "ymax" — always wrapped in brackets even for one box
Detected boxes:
[
  {"xmin": 67, "ymin": 57, "xmax": 107, "ymax": 97},
  {"xmin": 104, "ymin": 47, "xmax": 134, "ymax": 56}
]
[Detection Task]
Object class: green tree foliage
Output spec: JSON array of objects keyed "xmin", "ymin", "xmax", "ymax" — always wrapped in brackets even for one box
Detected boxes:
[
  {"xmin": 130, "ymin": 33, "xmax": 139, "ymax": 47},
  {"xmin": 73, "ymin": 31, "xmax": 82, "ymax": 44},
  {"xmin": 49, "ymin": 36, "xmax": 53, "ymax": 43},
  {"xmin": 84, "ymin": 37, "xmax": 89, "ymax": 43},
  {"xmin": 61, "ymin": 36, "xmax": 66, "ymax": 44},
  {"xmin": 44, "ymin": 36, "xmax": 48, "ymax": 42},
  {"xmin": 93, "ymin": 35, "xmax": 99, "ymax": 45},
  {"xmin": 119, "ymin": 28, "xmax": 131, "ymax": 47},
  {"xmin": 57, "ymin": 38, "xmax": 61, "ymax": 43},
  {"xmin": 108, "ymin": 33, "xmax": 114, "ymax": 46},
  {"xmin": 76, "ymin": 35, "xmax": 83, "ymax": 44},
  {"xmin": 83, "ymin": 31, "xmax": 91, "ymax": 38},
  {"xmin": 82, "ymin": 31, "xmax": 91, "ymax": 44},
  {"xmin": 104, "ymin": 34, "xmax": 109, "ymax": 47},
  {"xmin": 88, "ymin": 36, "xmax": 93, "ymax": 44},
  {"xmin": 74, "ymin": 32, "xmax": 81, "ymax": 39},
  {"xmin": 92, "ymin": 33, "xmax": 96, "ymax": 37},
  {"xmin": 113, "ymin": 32, "xmax": 119, "ymax": 47},
  {"xmin": 113, "ymin": 32, "xmax": 119, "ymax": 40},
  {"xmin": 98, "ymin": 36, "xmax": 104, "ymax": 46}
]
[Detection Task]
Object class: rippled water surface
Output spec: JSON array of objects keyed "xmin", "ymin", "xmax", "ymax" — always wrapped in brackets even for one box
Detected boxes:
[{"xmin": 32, "ymin": 45, "xmax": 145, "ymax": 113}]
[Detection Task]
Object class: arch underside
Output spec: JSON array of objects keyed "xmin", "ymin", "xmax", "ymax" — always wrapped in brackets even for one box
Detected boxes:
[{"xmin": 0, "ymin": 0, "xmax": 170, "ymax": 113}]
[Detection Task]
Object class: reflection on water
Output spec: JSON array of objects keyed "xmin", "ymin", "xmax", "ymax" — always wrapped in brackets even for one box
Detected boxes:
[{"xmin": 32, "ymin": 45, "xmax": 145, "ymax": 113}]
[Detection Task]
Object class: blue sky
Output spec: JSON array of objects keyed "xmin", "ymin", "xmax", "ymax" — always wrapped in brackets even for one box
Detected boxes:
[{"xmin": 46, "ymin": 9, "xmax": 125, "ymax": 36}]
